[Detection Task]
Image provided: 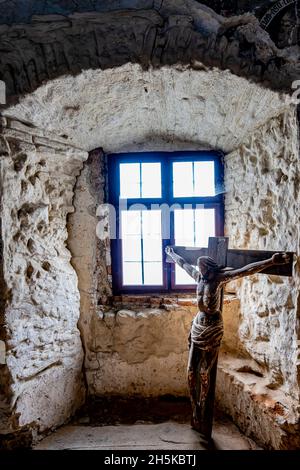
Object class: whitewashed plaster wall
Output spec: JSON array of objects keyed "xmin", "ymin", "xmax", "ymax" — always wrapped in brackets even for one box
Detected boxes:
[{"xmin": 0, "ymin": 117, "xmax": 87, "ymax": 438}]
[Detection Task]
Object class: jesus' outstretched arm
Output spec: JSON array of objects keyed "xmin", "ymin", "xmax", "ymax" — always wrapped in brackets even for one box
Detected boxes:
[
  {"xmin": 165, "ymin": 246, "xmax": 198, "ymax": 281},
  {"xmin": 219, "ymin": 252, "xmax": 290, "ymax": 283}
]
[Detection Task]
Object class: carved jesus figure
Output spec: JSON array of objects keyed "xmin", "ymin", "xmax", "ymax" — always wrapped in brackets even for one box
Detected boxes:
[{"xmin": 165, "ymin": 247, "xmax": 290, "ymax": 439}]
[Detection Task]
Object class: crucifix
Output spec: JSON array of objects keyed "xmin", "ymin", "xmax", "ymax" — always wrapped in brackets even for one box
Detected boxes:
[{"xmin": 166, "ymin": 237, "xmax": 294, "ymax": 441}]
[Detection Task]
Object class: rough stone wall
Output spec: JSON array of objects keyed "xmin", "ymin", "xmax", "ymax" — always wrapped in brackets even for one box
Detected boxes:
[
  {"xmin": 68, "ymin": 148, "xmax": 112, "ymax": 387},
  {"xmin": 220, "ymin": 108, "xmax": 300, "ymax": 447},
  {"xmin": 81, "ymin": 296, "xmax": 238, "ymax": 397},
  {"xmin": 0, "ymin": 0, "xmax": 299, "ymax": 103},
  {"xmin": 225, "ymin": 108, "xmax": 300, "ymax": 397},
  {"xmin": 0, "ymin": 117, "xmax": 87, "ymax": 439}
]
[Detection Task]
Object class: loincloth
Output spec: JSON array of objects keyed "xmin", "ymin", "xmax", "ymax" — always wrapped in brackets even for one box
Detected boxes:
[{"xmin": 190, "ymin": 311, "xmax": 224, "ymax": 351}]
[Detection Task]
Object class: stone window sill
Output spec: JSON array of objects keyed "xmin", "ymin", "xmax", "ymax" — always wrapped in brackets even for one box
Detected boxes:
[{"xmin": 108, "ymin": 293, "xmax": 237, "ymax": 310}]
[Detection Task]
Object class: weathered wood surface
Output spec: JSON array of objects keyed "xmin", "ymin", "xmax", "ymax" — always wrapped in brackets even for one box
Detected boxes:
[{"xmin": 167, "ymin": 246, "xmax": 294, "ymax": 276}]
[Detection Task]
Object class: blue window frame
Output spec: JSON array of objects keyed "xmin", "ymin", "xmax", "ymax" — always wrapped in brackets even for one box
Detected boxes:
[{"xmin": 108, "ymin": 151, "xmax": 224, "ymax": 294}]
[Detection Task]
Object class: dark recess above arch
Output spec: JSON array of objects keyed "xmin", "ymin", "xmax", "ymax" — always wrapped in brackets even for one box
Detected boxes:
[{"xmin": 0, "ymin": 0, "xmax": 298, "ymax": 104}]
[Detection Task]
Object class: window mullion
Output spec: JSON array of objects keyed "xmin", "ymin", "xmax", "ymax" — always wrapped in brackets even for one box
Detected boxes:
[
  {"xmin": 140, "ymin": 210, "xmax": 145, "ymax": 285},
  {"xmin": 139, "ymin": 162, "xmax": 142, "ymax": 198},
  {"xmin": 165, "ymin": 156, "xmax": 172, "ymax": 291},
  {"xmin": 193, "ymin": 208, "xmax": 196, "ymax": 247},
  {"xmin": 192, "ymin": 161, "xmax": 195, "ymax": 197}
]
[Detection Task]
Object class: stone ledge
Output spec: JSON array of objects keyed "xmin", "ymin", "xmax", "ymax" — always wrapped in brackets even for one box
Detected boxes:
[
  {"xmin": 2, "ymin": 116, "xmax": 88, "ymax": 156},
  {"xmin": 109, "ymin": 293, "xmax": 237, "ymax": 311},
  {"xmin": 216, "ymin": 353, "xmax": 300, "ymax": 449},
  {"xmin": 111, "ymin": 294, "xmax": 196, "ymax": 310}
]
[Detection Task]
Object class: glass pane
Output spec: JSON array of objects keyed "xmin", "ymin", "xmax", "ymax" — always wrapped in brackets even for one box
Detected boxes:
[
  {"xmin": 174, "ymin": 209, "xmax": 195, "ymax": 285},
  {"xmin": 195, "ymin": 208, "xmax": 215, "ymax": 247},
  {"xmin": 173, "ymin": 162, "xmax": 193, "ymax": 197},
  {"xmin": 121, "ymin": 211, "xmax": 142, "ymax": 284},
  {"xmin": 144, "ymin": 262, "xmax": 163, "ymax": 285},
  {"xmin": 174, "ymin": 208, "xmax": 215, "ymax": 285},
  {"xmin": 122, "ymin": 236, "xmax": 141, "ymax": 262},
  {"xmin": 173, "ymin": 160, "xmax": 215, "ymax": 197},
  {"xmin": 121, "ymin": 209, "xmax": 163, "ymax": 286},
  {"xmin": 194, "ymin": 161, "xmax": 215, "ymax": 196},
  {"xmin": 123, "ymin": 262, "xmax": 142, "ymax": 285},
  {"xmin": 120, "ymin": 163, "xmax": 140, "ymax": 198},
  {"xmin": 142, "ymin": 210, "xmax": 162, "ymax": 282},
  {"xmin": 174, "ymin": 209, "xmax": 194, "ymax": 246},
  {"xmin": 143, "ymin": 239, "xmax": 162, "ymax": 262},
  {"xmin": 121, "ymin": 210, "xmax": 141, "ymax": 236},
  {"xmin": 141, "ymin": 163, "xmax": 161, "ymax": 198},
  {"xmin": 142, "ymin": 210, "xmax": 161, "ymax": 239},
  {"xmin": 175, "ymin": 264, "xmax": 196, "ymax": 285}
]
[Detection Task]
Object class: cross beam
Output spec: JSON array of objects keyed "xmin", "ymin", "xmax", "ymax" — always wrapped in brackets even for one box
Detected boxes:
[{"xmin": 167, "ymin": 237, "xmax": 293, "ymax": 277}]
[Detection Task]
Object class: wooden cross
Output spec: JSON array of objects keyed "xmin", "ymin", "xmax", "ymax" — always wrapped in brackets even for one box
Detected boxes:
[
  {"xmin": 166, "ymin": 236, "xmax": 293, "ymax": 441},
  {"xmin": 167, "ymin": 237, "xmax": 293, "ymax": 277}
]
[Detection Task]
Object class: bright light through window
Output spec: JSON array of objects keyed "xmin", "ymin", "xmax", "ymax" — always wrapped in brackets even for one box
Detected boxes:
[
  {"xmin": 174, "ymin": 208, "xmax": 215, "ymax": 285},
  {"xmin": 120, "ymin": 162, "xmax": 161, "ymax": 199},
  {"xmin": 109, "ymin": 152, "xmax": 223, "ymax": 292},
  {"xmin": 121, "ymin": 210, "xmax": 163, "ymax": 286},
  {"xmin": 173, "ymin": 161, "xmax": 215, "ymax": 197}
]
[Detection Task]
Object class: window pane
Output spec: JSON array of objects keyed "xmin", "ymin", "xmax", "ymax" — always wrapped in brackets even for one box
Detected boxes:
[
  {"xmin": 121, "ymin": 210, "xmax": 141, "ymax": 236},
  {"xmin": 142, "ymin": 210, "xmax": 161, "ymax": 239},
  {"xmin": 141, "ymin": 163, "xmax": 161, "ymax": 198},
  {"xmin": 120, "ymin": 162, "xmax": 162, "ymax": 199},
  {"xmin": 174, "ymin": 209, "xmax": 195, "ymax": 285},
  {"xmin": 175, "ymin": 265, "xmax": 196, "ymax": 285},
  {"xmin": 173, "ymin": 160, "xmax": 215, "ymax": 197},
  {"xmin": 143, "ymin": 239, "xmax": 162, "ymax": 262},
  {"xmin": 122, "ymin": 236, "xmax": 141, "ymax": 262},
  {"xmin": 123, "ymin": 262, "xmax": 142, "ymax": 285},
  {"xmin": 120, "ymin": 163, "xmax": 140, "ymax": 198},
  {"xmin": 174, "ymin": 208, "xmax": 215, "ymax": 285},
  {"xmin": 142, "ymin": 210, "xmax": 162, "ymax": 282},
  {"xmin": 173, "ymin": 162, "xmax": 193, "ymax": 197},
  {"xmin": 121, "ymin": 211, "xmax": 142, "ymax": 284},
  {"xmin": 194, "ymin": 161, "xmax": 215, "ymax": 196},
  {"xmin": 144, "ymin": 262, "xmax": 163, "ymax": 285},
  {"xmin": 174, "ymin": 209, "xmax": 194, "ymax": 246},
  {"xmin": 121, "ymin": 209, "xmax": 163, "ymax": 286},
  {"xmin": 195, "ymin": 208, "xmax": 215, "ymax": 247}
]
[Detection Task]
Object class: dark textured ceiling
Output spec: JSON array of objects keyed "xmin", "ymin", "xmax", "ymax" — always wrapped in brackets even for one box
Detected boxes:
[
  {"xmin": 0, "ymin": 1, "xmax": 299, "ymax": 48},
  {"xmin": 0, "ymin": 1, "xmax": 292, "ymax": 24},
  {"xmin": 199, "ymin": 1, "xmax": 272, "ymax": 16}
]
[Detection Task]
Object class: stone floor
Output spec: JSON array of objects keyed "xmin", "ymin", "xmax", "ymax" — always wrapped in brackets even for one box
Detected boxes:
[
  {"xmin": 35, "ymin": 397, "xmax": 259, "ymax": 450},
  {"xmin": 35, "ymin": 420, "xmax": 258, "ymax": 450}
]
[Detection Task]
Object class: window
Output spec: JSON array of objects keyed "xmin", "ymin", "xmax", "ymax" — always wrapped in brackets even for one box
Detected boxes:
[{"xmin": 108, "ymin": 152, "xmax": 224, "ymax": 293}]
